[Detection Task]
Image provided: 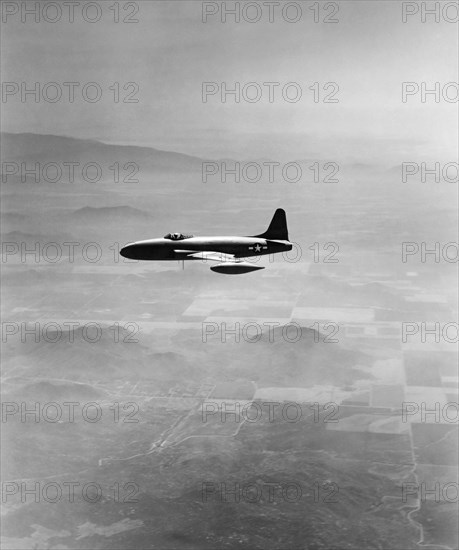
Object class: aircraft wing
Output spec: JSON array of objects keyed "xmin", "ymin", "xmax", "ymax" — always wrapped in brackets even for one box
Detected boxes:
[
  {"xmin": 181, "ymin": 251, "xmax": 238, "ymax": 263},
  {"xmin": 174, "ymin": 249, "xmax": 264, "ymax": 273}
]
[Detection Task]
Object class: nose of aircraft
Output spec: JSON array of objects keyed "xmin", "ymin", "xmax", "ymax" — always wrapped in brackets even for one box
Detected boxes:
[
  {"xmin": 119, "ymin": 240, "xmax": 166, "ymax": 260},
  {"xmin": 120, "ymin": 243, "xmax": 136, "ymax": 259}
]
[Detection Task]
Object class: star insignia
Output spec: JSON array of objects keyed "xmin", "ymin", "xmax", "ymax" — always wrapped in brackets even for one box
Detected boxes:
[{"xmin": 248, "ymin": 243, "xmax": 268, "ymax": 252}]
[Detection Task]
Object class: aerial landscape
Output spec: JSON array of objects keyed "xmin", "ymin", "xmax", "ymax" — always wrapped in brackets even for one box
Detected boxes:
[{"xmin": 1, "ymin": 1, "xmax": 458, "ymax": 549}]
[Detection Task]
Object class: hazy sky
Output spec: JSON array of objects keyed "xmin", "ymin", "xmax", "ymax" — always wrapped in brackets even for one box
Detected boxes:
[{"xmin": 2, "ymin": 0, "xmax": 457, "ymax": 161}]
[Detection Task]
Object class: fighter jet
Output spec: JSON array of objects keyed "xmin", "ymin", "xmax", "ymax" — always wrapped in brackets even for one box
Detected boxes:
[{"xmin": 120, "ymin": 208, "xmax": 292, "ymax": 274}]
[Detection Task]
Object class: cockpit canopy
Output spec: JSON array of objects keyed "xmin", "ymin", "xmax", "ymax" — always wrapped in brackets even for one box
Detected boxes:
[{"xmin": 163, "ymin": 232, "xmax": 193, "ymax": 241}]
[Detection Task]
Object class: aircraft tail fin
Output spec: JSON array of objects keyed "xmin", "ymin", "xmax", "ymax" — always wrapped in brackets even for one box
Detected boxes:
[{"xmin": 253, "ymin": 208, "xmax": 289, "ymax": 241}]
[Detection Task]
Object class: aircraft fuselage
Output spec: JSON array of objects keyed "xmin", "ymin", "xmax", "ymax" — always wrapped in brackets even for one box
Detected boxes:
[{"xmin": 120, "ymin": 236, "xmax": 292, "ymax": 261}]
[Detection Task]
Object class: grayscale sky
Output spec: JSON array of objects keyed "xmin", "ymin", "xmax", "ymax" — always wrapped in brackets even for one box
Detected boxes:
[{"xmin": 2, "ymin": 0, "xmax": 457, "ymax": 161}]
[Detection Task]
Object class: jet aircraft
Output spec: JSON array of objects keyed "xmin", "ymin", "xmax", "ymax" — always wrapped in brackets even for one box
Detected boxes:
[{"xmin": 120, "ymin": 208, "xmax": 292, "ymax": 274}]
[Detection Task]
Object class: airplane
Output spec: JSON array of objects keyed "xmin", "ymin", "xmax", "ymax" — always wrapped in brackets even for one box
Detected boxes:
[{"xmin": 120, "ymin": 208, "xmax": 292, "ymax": 274}]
